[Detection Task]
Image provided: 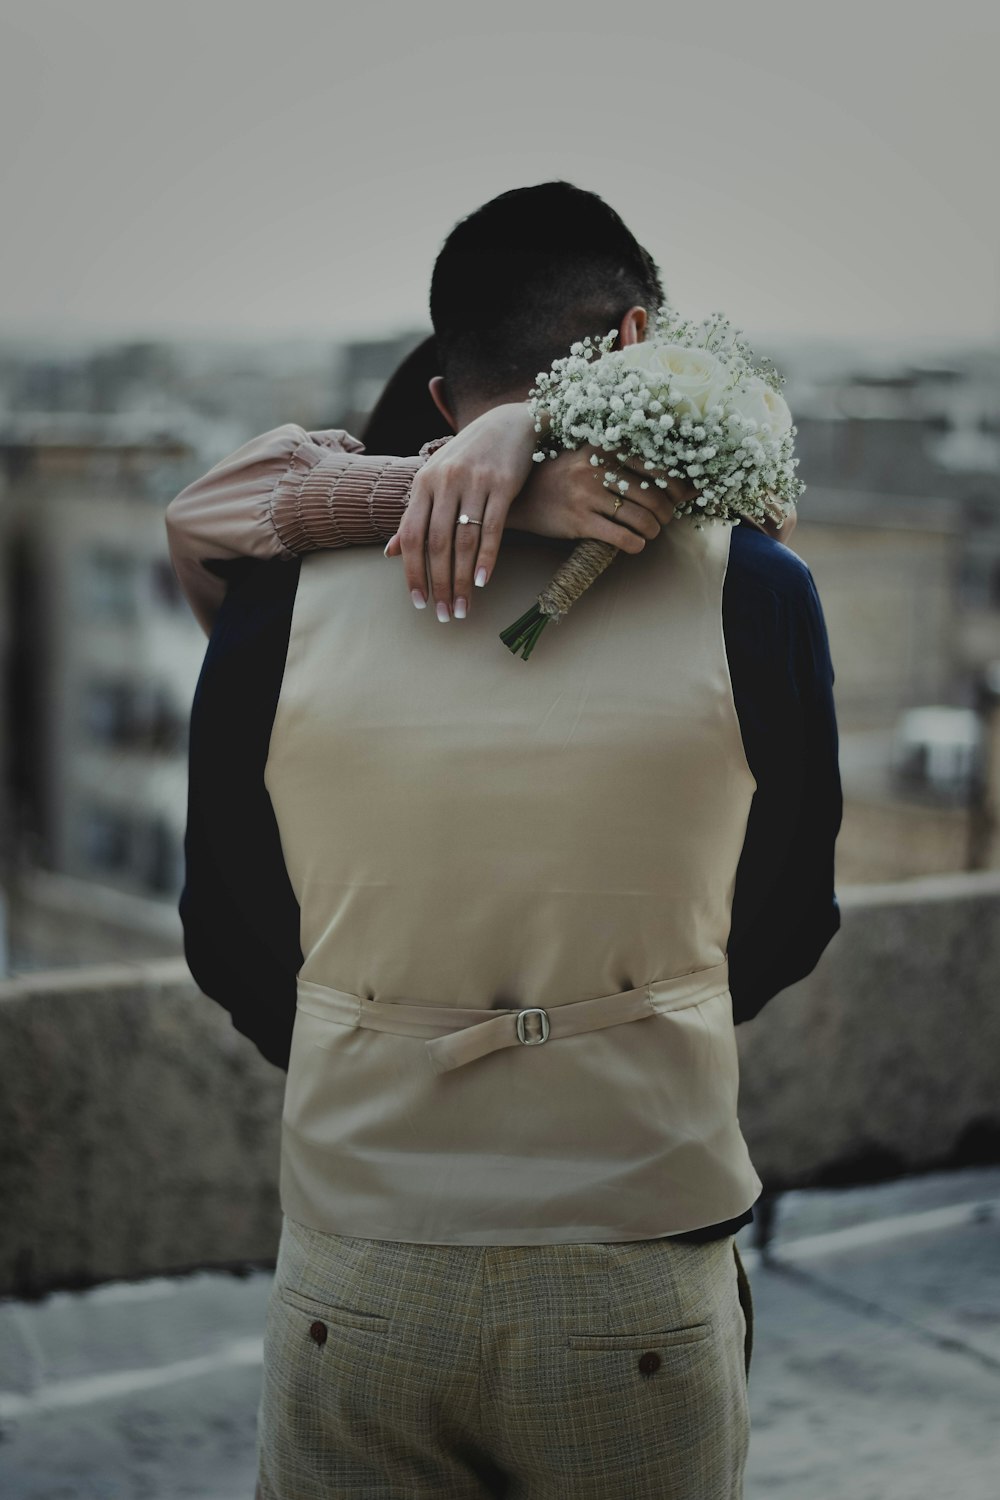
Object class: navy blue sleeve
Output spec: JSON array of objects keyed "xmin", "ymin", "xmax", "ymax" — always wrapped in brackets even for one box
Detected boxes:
[
  {"xmin": 723, "ymin": 525, "xmax": 843, "ymax": 1025},
  {"xmin": 180, "ymin": 558, "xmax": 303, "ymax": 1070}
]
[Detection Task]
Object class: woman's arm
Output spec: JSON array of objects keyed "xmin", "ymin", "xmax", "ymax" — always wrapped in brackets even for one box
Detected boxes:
[
  {"xmin": 165, "ymin": 409, "xmax": 684, "ymax": 635},
  {"xmin": 165, "ymin": 424, "xmax": 448, "ymax": 633}
]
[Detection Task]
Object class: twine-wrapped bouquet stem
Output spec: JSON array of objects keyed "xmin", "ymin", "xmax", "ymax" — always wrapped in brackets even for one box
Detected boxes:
[{"xmin": 499, "ymin": 537, "xmax": 619, "ymax": 660}]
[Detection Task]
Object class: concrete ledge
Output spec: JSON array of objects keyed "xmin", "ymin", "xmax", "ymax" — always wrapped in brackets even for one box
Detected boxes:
[
  {"xmin": 0, "ymin": 964, "xmax": 284, "ymax": 1298},
  {"xmin": 837, "ymin": 869, "xmax": 1000, "ymax": 907},
  {"xmin": 1, "ymin": 874, "xmax": 998, "ymax": 1295},
  {"xmin": 736, "ymin": 872, "xmax": 1000, "ymax": 1186},
  {"xmin": 0, "ymin": 956, "xmax": 189, "ymax": 995}
]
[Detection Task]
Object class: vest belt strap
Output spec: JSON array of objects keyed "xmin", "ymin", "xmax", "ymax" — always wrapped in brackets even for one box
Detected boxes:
[{"xmin": 296, "ymin": 962, "xmax": 730, "ymax": 1076}]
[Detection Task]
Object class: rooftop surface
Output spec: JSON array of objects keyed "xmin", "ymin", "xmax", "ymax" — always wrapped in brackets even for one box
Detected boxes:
[{"xmin": 1, "ymin": 1165, "xmax": 998, "ymax": 1499}]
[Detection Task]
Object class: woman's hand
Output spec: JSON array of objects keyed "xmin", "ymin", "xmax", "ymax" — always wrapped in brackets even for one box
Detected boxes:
[
  {"xmin": 383, "ymin": 402, "xmax": 539, "ymax": 621},
  {"xmin": 506, "ymin": 449, "xmax": 686, "ymax": 551},
  {"xmin": 382, "ymin": 400, "xmax": 703, "ymax": 620}
]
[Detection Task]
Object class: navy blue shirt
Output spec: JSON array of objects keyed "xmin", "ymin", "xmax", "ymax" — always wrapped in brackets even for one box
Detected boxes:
[{"xmin": 180, "ymin": 523, "xmax": 842, "ymax": 1244}]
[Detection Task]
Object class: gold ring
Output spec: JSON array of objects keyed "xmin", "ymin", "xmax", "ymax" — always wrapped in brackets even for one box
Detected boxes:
[
  {"xmin": 611, "ymin": 497, "xmax": 623, "ymax": 515},
  {"xmin": 457, "ymin": 514, "xmax": 483, "ymax": 527}
]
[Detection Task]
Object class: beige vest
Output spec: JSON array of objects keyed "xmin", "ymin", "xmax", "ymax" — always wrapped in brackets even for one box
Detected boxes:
[{"xmin": 266, "ymin": 517, "xmax": 763, "ymax": 1244}]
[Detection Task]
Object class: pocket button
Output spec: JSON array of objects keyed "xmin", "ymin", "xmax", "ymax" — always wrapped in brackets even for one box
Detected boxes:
[
  {"xmin": 638, "ymin": 1351, "xmax": 661, "ymax": 1376},
  {"xmin": 309, "ymin": 1320, "xmax": 328, "ymax": 1347}
]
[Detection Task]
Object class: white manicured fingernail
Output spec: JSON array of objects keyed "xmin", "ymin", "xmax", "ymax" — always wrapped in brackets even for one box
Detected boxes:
[
  {"xmin": 475, "ymin": 567, "xmax": 488, "ymax": 588},
  {"xmin": 436, "ymin": 601, "xmax": 450, "ymax": 623},
  {"xmin": 411, "ymin": 590, "xmax": 426, "ymax": 609},
  {"xmin": 454, "ymin": 597, "xmax": 467, "ymax": 619}
]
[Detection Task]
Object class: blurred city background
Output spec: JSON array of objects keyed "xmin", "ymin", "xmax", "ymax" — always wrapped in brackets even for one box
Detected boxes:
[
  {"xmin": 1, "ymin": 3, "xmax": 998, "ymax": 1497},
  {"xmin": 2, "ymin": 326, "xmax": 1000, "ymax": 958},
  {"xmin": 2, "ymin": 328, "xmax": 1000, "ymax": 957}
]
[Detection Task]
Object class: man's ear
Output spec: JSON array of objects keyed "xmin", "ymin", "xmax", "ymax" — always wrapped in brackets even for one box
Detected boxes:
[
  {"xmin": 618, "ymin": 306, "xmax": 649, "ymax": 348},
  {"xmin": 428, "ymin": 376, "xmax": 457, "ymax": 432}
]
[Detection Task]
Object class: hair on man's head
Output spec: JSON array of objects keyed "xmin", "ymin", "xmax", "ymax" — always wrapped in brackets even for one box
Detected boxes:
[{"xmin": 429, "ymin": 181, "xmax": 664, "ymax": 407}]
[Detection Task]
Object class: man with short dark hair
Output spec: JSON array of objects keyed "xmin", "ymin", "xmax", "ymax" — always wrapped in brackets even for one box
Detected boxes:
[
  {"xmin": 429, "ymin": 181, "xmax": 665, "ymax": 397},
  {"xmin": 168, "ymin": 182, "xmax": 841, "ymax": 1499}
]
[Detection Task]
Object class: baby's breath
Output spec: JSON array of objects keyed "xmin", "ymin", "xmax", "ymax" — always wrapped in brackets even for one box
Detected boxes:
[{"xmin": 526, "ymin": 300, "xmax": 804, "ymax": 527}]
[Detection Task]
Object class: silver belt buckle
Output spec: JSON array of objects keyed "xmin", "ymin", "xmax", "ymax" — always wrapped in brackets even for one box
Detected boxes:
[{"xmin": 515, "ymin": 1007, "xmax": 550, "ymax": 1045}]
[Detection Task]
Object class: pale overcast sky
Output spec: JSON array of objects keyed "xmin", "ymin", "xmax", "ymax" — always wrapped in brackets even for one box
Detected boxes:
[{"xmin": 2, "ymin": 0, "xmax": 998, "ymax": 349}]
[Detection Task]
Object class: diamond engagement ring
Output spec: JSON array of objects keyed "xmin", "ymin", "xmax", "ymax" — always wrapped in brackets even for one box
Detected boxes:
[
  {"xmin": 456, "ymin": 514, "xmax": 484, "ymax": 527},
  {"xmin": 611, "ymin": 497, "xmax": 624, "ymax": 515}
]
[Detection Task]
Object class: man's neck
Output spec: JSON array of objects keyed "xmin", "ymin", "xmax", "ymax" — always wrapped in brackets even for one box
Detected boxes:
[{"xmin": 453, "ymin": 389, "xmax": 531, "ymax": 431}]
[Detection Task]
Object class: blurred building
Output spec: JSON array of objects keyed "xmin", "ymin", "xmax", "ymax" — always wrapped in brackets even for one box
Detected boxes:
[
  {"xmin": 1, "ymin": 334, "xmax": 999, "ymax": 921},
  {"xmin": 1, "ymin": 413, "xmax": 209, "ymax": 911},
  {"xmin": 0, "ymin": 336, "xmax": 362, "ymax": 970},
  {"xmin": 793, "ymin": 491, "xmax": 963, "ymax": 726},
  {"xmin": 788, "ymin": 354, "xmax": 1000, "ymax": 720},
  {"xmin": 0, "ymin": 337, "xmax": 346, "ymax": 445},
  {"xmin": 783, "ymin": 352, "xmax": 1000, "ymax": 881}
]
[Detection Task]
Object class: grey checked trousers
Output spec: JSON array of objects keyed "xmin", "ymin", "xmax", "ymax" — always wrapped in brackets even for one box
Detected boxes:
[{"xmin": 257, "ymin": 1214, "xmax": 751, "ymax": 1499}]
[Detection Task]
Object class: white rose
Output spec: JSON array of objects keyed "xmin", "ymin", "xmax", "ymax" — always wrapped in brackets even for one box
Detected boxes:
[
  {"xmin": 618, "ymin": 342, "xmax": 725, "ymax": 418},
  {"xmin": 724, "ymin": 378, "xmax": 792, "ymax": 438},
  {"xmin": 702, "ymin": 372, "xmax": 734, "ymax": 415}
]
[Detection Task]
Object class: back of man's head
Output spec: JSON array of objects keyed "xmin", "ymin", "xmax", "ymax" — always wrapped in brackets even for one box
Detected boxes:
[{"xmin": 430, "ymin": 181, "xmax": 664, "ymax": 410}]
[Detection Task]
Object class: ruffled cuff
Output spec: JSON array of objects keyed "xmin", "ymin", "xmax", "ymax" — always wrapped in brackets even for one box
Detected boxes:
[{"xmin": 269, "ymin": 434, "xmax": 454, "ymax": 553}]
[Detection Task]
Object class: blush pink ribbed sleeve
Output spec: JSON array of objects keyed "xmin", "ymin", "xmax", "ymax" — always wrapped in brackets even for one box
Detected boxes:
[{"xmin": 165, "ymin": 425, "xmax": 452, "ymax": 634}]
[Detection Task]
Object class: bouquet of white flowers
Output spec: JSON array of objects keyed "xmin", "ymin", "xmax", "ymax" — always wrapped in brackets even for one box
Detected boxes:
[{"xmin": 499, "ymin": 300, "xmax": 805, "ymax": 660}]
